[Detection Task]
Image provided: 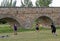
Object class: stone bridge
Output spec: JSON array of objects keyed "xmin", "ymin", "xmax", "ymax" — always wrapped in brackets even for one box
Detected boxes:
[{"xmin": 0, "ymin": 7, "xmax": 60, "ymax": 29}]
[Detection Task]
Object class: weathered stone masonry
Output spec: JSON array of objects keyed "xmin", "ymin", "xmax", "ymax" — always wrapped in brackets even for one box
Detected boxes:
[{"xmin": 0, "ymin": 7, "xmax": 60, "ymax": 29}]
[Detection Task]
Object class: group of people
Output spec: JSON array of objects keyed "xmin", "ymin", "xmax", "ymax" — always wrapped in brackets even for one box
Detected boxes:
[
  {"xmin": 36, "ymin": 22, "xmax": 57, "ymax": 36},
  {"xmin": 13, "ymin": 22, "xmax": 57, "ymax": 36}
]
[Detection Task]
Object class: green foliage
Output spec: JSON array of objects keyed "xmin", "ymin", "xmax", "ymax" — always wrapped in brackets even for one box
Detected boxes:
[
  {"xmin": 0, "ymin": 24, "xmax": 35, "ymax": 33},
  {"xmin": 12, "ymin": 0, "xmax": 16, "ymax": 7},
  {"xmin": 0, "ymin": 24, "xmax": 13, "ymax": 33},
  {"xmin": 35, "ymin": 0, "xmax": 40, "ymax": 7},
  {"xmin": 21, "ymin": 0, "xmax": 25, "ymax": 7},
  {"xmin": 36, "ymin": 0, "xmax": 52, "ymax": 7},
  {"xmin": 0, "ymin": 24, "xmax": 60, "ymax": 33},
  {"xmin": 1, "ymin": 0, "xmax": 16, "ymax": 7},
  {"xmin": 21, "ymin": 0, "xmax": 33, "ymax": 7},
  {"xmin": 0, "ymin": 19, "xmax": 7, "ymax": 24}
]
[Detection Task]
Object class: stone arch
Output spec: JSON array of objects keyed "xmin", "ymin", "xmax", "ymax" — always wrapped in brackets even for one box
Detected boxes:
[
  {"xmin": 35, "ymin": 16, "xmax": 53, "ymax": 28},
  {"xmin": 0, "ymin": 14, "xmax": 21, "ymax": 28}
]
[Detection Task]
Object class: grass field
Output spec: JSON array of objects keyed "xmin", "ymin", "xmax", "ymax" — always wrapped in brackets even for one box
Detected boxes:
[
  {"xmin": 0, "ymin": 24, "xmax": 60, "ymax": 41},
  {"xmin": 0, "ymin": 29, "xmax": 60, "ymax": 41}
]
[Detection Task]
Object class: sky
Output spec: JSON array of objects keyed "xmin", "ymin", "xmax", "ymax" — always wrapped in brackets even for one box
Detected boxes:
[{"xmin": 0, "ymin": 0, "xmax": 60, "ymax": 7}]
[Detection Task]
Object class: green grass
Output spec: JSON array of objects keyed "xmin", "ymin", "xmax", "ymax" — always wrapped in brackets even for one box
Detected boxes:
[
  {"xmin": 0, "ymin": 24, "xmax": 60, "ymax": 41},
  {"xmin": 0, "ymin": 24, "xmax": 60, "ymax": 33},
  {"xmin": 0, "ymin": 29, "xmax": 60, "ymax": 41},
  {"xmin": 0, "ymin": 24, "xmax": 13, "ymax": 33},
  {"xmin": 0, "ymin": 24, "xmax": 36, "ymax": 33}
]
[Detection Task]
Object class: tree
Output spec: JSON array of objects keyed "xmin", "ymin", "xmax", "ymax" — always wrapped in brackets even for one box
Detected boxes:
[
  {"xmin": 21, "ymin": 0, "xmax": 25, "ymax": 7},
  {"xmin": 21, "ymin": 0, "xmax": 33, "ymax": 7},
  {"xmin": 1, "ymin": 0, "xmax": 8, "ymax": 7},
  {"xmin": 12, "ymin": 0, "xmax": 17, "ymax": 7},
  {"xmin": 35, "ymin": 0, "xmax": 52, "ymax": 7},
  {"xmin": 1, "ymin": 0, "xmax": 17, "ymax": 7}
]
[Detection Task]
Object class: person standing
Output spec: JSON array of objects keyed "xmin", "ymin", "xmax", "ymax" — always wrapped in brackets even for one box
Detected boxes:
[
  {"xmin": 14, "ymin": 24, "xmax": 17, "ymax": 35},
  {"xmin": 36, "ymin": 23, "xmax": 39, "ymax": 32},
  {"xmin": 51, "ymin": 23, "xmax": 57, "ymax": 36}
]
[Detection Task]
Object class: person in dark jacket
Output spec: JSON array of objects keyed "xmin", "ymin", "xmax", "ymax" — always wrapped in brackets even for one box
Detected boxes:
[
  {"xmin": 36, "ymin": 23, "xmax": 39, "ymax": 32},
  {"xmin": 51, "ymin": 23, "xmax": 57, "ymax": 36},
  {"xmin": 14, "ymin": 24, "xmax": 17, "ymax": 35}
]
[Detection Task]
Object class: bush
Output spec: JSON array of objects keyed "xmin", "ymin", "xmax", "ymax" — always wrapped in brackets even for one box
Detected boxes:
[{"xmin": 0, "ymin": 24, "xmax": 13, "ymax": 33}]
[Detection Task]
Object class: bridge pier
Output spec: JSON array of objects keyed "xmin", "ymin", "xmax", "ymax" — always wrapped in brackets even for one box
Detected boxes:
[
  {"xmin": 0, "ymin": 7, "xmax": 60, "ymax": 29},
  {"xmin": 22, "ymin": 18, "xmax": 32, "ymax": 29}
]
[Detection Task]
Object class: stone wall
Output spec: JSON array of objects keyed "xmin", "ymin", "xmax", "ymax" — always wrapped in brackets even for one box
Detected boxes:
[{"xmin": 0, "ymin": 7, "xmax": 60, "ymax": 29}]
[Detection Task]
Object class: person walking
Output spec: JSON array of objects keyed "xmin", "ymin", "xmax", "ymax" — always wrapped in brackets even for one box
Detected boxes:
[{"xmin": 51, "ymin": 23, "xmax": 57, "ymax": 36}]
